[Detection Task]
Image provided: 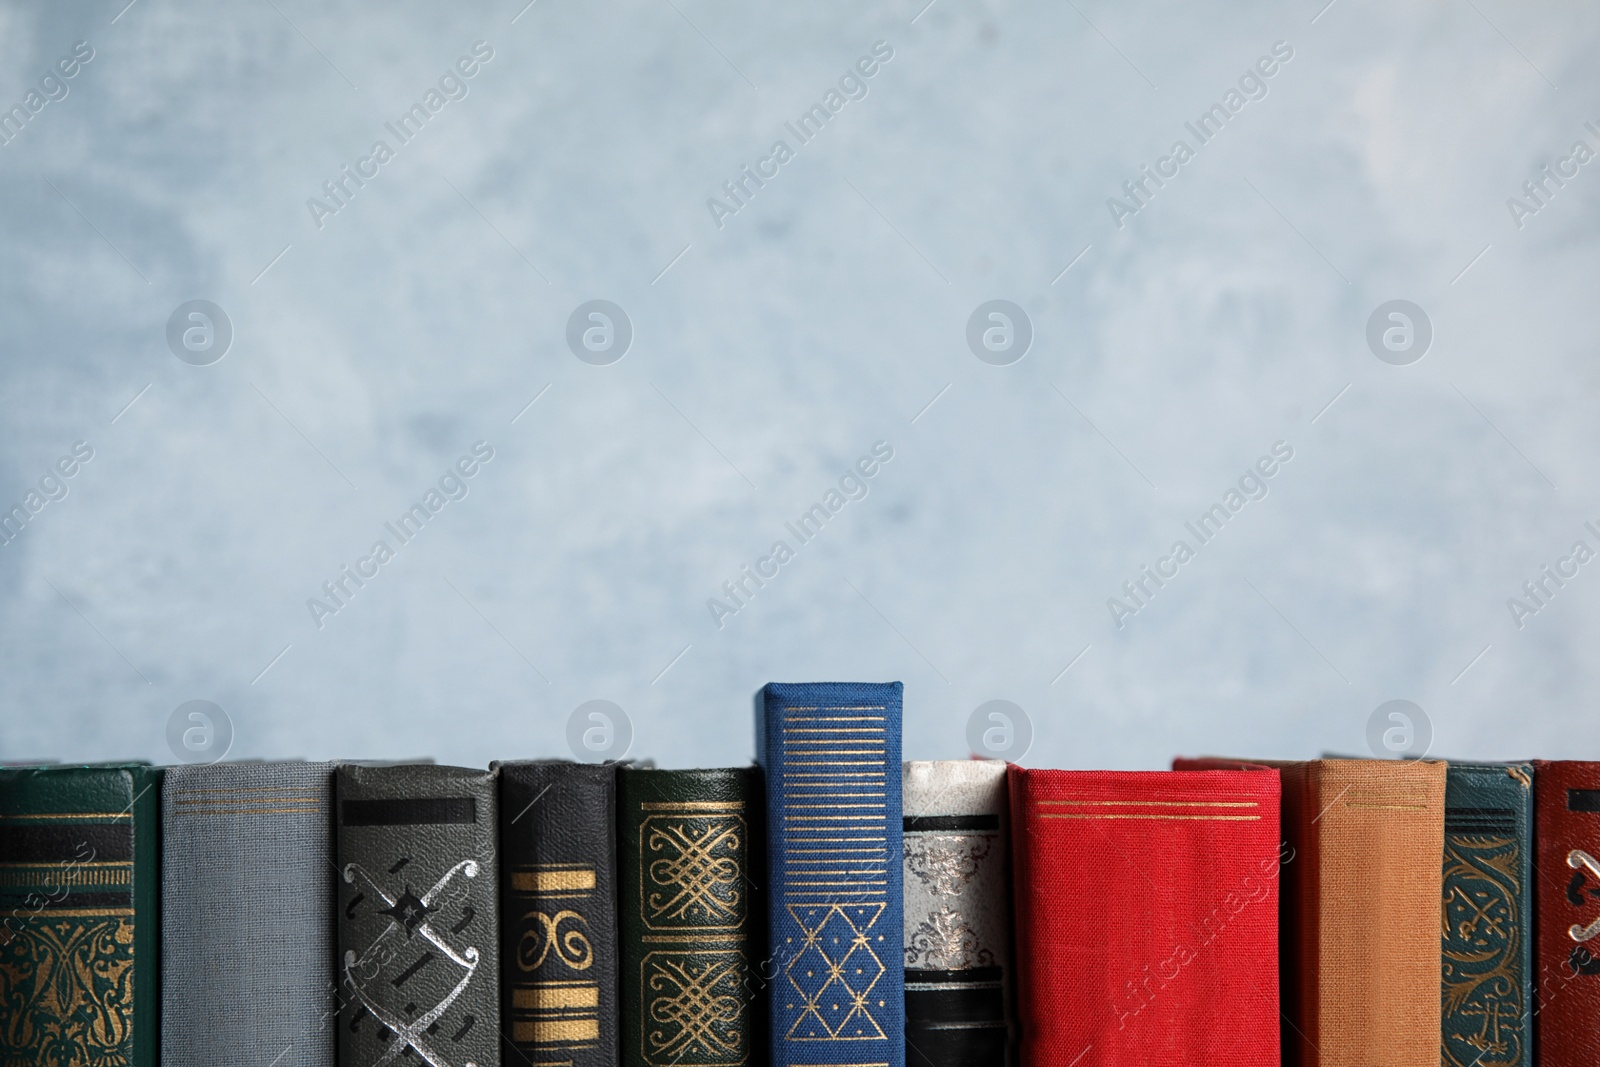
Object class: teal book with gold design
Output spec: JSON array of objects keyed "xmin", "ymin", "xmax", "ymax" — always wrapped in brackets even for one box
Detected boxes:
[
  {"xmin": 1442, "ymin": 762, "xmax": 1533, "ymax": 1067},
  {"xmin": 0, "ymin": 763, "xmax": 163, "ymax": 1067},
  {"xmin": 617, "ymin": 767, "xmax": 764, "ymax": 1067}
]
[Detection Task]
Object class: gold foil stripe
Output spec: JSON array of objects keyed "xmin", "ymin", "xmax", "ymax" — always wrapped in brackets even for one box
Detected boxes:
[
  {"xmin": 514, "ymin": 985, "xmax": 599, "ymax": 1009},
  {"xmin": 0, "ymin": 867, "xmax": 132, "ymax": 886},
  {"xmin": 640, "ymin": 932, "xmax": 748, "ymax": 943},
  {"xmin": 787, "ymin": 761, "xmax": 886, "ymax": 767},
  {"xmin": 1344, "ymin": 802, "xmax": 1429, "ymax": 810},
  {"xmin": 174, "ymin": 797, "xmax": 320, "ymax": 805},
  {"xmin": 512, "ymin": 868, "xmax": 596, "ymax": 892},
  {"xmin": 1037, "ymin": 799, "xmax": 1259, "ymax": 807},
  {"xmin": 513, "ymin": 1019, "xmax": 599, "ymax": 1045},
  {"xmin": 782, "ymin": 838, "xmax": 886, "ymax": 843},
  {"xmin": 788, "ymin": 849, "xmax": 887, "ymax": 853},
  {"xmin": 785, "ymin": 772, "xmax": 885, "ymax": 777},
  {"xmin": 13, "ymin": 907, "xmax": 134, "ymax": 916},
  {"xmin": 513, "ymin": 979, "xmax": 595, "ymax": 985},
  {"xmin": 173, "ymin": 807, "xmax": 322, "ymax": 816},
  {"xmin": 173, "ymin": 786, "xmax": 321, "ymax": 796},
  {"xmin": 639, "ymin": 801, "xmax": 744, "ymax": 811},
  {"xmin": 0, "ymin": 861, "xmax": 131, "ymax": 869},
  {"xmin": 0, "ymin": 812, "xmax": 131, "ymax": 820},
  {"xmin": 786, "ymin": 804, "xmax": 886, "ymax": 809},
  {"xmin": 1036, "ymin": 819, "xmax": 1260, "ymax": 825},
  {"xmin": 783, "ymin": 727, "xmax": 886, "ymax": 733}
]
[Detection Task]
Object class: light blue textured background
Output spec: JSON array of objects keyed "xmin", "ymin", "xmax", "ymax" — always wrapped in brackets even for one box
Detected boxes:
[{"xmin": 2, "ymin": 0, "xmax": 1596, "ymax": 768}]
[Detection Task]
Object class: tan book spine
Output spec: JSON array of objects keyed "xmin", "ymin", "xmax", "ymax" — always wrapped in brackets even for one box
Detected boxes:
[{"xmin": 1303, "ymin": 760, "xmax": 1446, "ymax": 1067}]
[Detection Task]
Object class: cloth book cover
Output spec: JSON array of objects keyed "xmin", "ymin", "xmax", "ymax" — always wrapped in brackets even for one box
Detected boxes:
[
  {"xmin": 901, "ymin": 760, "xmax": 1012, "ymax": 1067},
  {"xmin": 161, "ymin": 760, "xmax": 336, "ymax": 1067},
  {"xmin": 1532, "ymin": 760, "xmax": 1600, "ymax": 1067},
  {"xmin": 496, "ymin": 760, "xmax": 621, "ymax": 1067},
  {"xmin": 1010, "ymin": 766, "xmax": 1280, "ymax": 1067},
  {"xmin": 0, "ymin": 762, "xmax": 163, "ymax": 1067},
  {"xmin": 617, "ymin": 766, "xmax": 764, "ymax": 1067},
  {"xmin": 1441, "ymin": 761, "xmax": 1532, "ymax": 1067},
  {"xmin": 1176, "ymin": 757, "xmax": 1445, "ymax": 1067},
  {"xmin": 336, "ymin": 763, "xmax": 500, "ymax": 1067},
  {"xmin": 755, "ymin": 681, "xmax": 904, "ymax": 1067}
]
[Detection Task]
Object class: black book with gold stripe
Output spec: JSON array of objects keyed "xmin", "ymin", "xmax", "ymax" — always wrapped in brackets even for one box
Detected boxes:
[
  {"xmin": 496, "ymin": 760, "xmax": 621, "ymax": 1067},
  {"xmin": 0, "ymin": 763, "xmax": 163, "ymax": 1067}
]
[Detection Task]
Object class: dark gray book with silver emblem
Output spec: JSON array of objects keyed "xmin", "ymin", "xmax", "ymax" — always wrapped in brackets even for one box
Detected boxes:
[
  {"xmin": 336, "ymin": 763, "xmax": 500, "ymax": 1067},
  {"xmin": 162, "ymin": 760, "xmax": 336, "ymax": 1067}
]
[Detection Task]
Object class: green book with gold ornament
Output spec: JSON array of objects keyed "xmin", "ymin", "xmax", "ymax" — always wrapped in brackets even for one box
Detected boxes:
[
  {"xmin": 617, "ymin": 766, "xmax": 764, "ymax": 1067},
  {"xmin": 0, "ymin": 763, "xmax": 163, "ymax": 1067}
]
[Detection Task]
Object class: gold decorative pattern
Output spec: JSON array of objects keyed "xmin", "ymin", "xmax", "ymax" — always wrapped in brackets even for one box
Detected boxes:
[
  {"xmin": 519, "ymin": 910, "xmax": 595, "ymax": 971},
  {"xmin": 642, "ymin": 950, "xmax": 745, "ymax": 1065},
  {"xmin": 513, "ymin": 866, "xmax": 601, "ymax": 1050},
  {"xmin": 635, "ymin": 801, "xmax": 750, "ymax": 1066},
  {"xmin": 1442, "ymin": 832, "xmax": 1523, "ymax": 1067},
  {"xmin": 784, "ymin": 903, "xmax": 888, "ymax": 1041},
  {"xmin": 0, "ymin": 914, "xmax": 136, "ymax": 1065},
  {"xmin": 643, "ymin": 815, "xmax": 744, "ymax": 930}
]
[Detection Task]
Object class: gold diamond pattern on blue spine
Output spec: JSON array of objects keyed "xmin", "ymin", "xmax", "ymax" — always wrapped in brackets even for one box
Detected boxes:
[{"xmin": 784, "ymin": 904, "xmax": 888, "ymax": 1040}]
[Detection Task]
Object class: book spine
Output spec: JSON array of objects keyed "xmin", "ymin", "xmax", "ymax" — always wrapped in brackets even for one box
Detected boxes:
[
  {"xmin": 162, "ymin": 761, "xmax": 336, "ymax": 1067},
  {"xmin": 0, "ymin": 764, "xmax": 163, "ymax": 1067},
  {"xmin": 1008, "ymin": 767, "xmax": 1280, "ymax": 1067},
  {"xmin": 1533, "ymin": 761, "xmax": 1600, "ymax": 1067},
  {"xmin": 1310, "ymin": 761, "xmax": 1445, "ymax": 1067},
  {"xmin": 497, "ymin": 761, "xmax": 620, "ymax": 1067},
  {"xmin": 1442, "ymin": 763, "xmax": 1532, "ymax": 1067},
  {"xmin": 336, "ymin": 764, "xmax": 500, "ymax": 1067},
  {"xmin": 617, "ymin": 767, "xmax": 764, "ymax": 1067},
  {"xmin": 901, "ymin": 761, "xmax": 1012, "ymax": 1067},
  {"xmin": 757, "ymin": 681, "xmax": 904, "ymax": 1067}
]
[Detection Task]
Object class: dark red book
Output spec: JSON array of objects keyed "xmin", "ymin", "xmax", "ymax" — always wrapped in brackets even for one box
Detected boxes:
[
  {"xmin": 1008, "ymin": 766, "xmax": 1281, "ymax": 1067},
  {"xmin": 1533, "ymin": 760, "xmax": 1600, "ymax": 1067}
]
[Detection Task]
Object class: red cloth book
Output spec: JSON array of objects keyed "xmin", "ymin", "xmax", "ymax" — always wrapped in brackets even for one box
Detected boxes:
[
  {"xmin": 1533, "ymin": 760, "xmax": 1600, "ymax": 1067},
  {"xmin": 1008, "ymin": 766, "xmax": 1281, "ymax": 1067}
]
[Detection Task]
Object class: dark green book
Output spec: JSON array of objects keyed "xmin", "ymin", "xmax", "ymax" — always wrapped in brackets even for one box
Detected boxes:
[
  {"xmin": 0, "ymin": 763, "xmax": 163, "ymax": 1067},
  {"xmin": 1442, "ymin": 761, "xmax": 1533, "ymax": 1067},
  {"xmin": 617, "ymin": 767, "xmax": 763, "ymax": 1067}
]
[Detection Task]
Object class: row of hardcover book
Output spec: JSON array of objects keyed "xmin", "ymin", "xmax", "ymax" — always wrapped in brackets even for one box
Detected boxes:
[{"xmin": 0, "ymin": 681, "xmax": 1594, "ymax": 1067}]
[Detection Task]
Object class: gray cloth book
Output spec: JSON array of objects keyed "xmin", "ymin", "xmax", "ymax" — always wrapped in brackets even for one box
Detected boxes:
[{"xmin": 161, "ymin": 760, "xmax": 337, "ymax": 1067}]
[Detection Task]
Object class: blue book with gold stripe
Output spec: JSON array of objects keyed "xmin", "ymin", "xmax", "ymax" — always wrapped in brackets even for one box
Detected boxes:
[{"xmin": 756, "ymin": 681, "xmax": 904, "ymax": 1067}]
